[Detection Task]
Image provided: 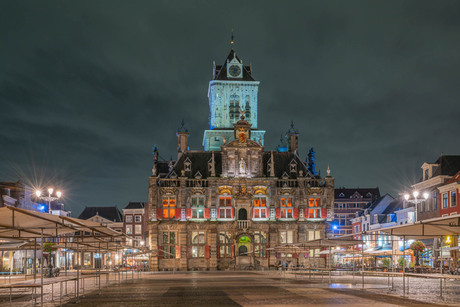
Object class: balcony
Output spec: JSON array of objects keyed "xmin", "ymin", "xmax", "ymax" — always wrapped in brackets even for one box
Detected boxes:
[{"xmin": 237, "ymin": 220, "xmax": 250, "ymax": 229}]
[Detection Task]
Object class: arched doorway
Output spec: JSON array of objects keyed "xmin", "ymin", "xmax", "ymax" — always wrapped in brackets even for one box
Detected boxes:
[
  {"xmin": 238, "ymin": 245, "xmax": 248, "ymax": 256},
  {"xmin": 238, "ymin": 208, "xmax": 247, "ymax": 220}
]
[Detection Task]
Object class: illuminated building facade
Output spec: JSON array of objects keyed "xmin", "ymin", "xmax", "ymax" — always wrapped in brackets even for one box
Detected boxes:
[{"xmin": 148, "ymin": 46, "xmax": 334, "ymax": 271}]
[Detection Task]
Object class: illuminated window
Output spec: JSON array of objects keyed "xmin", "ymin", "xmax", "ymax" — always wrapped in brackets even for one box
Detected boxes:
[
  {"xmin": 135, "ymin": 225, "xmax": 142, "ymax": 234},
  {"xmin": 191, "ymin": 195, "xmax": 205, "ymax": 219},
  {"xmin": 253, "ymin": 196, "xmax": 267, "ymax": 219},
  {"xmin": 254, "ymin": 231, "xmax": 267, "ymax": 257},
  {"xmin": 191, "ymin": 231, "xmax": 205, "ymax": 258},
  {"xmin": 280, "ymin": 197, "xmax": 293, "ymax": 218},
  {"xmin": 280, "ymin": 230, "xmax": 294, "ymax": 244},
  {"xmin": 218, "ymin": 232, "xmax": 232, "ymax": 258},
  {"xmin": 125, "ymin": 225, "xmax": 132, "ymax": 235},
  {"xmin": 161, "ymin": 231, "xmax": 176, "ymax": 259},
  {"xmin": 162, "ymin": 196, "xmax": 176, "ymax": 218},
  {"xmin": 451, "ymin": 191, "xmax": 457, "ymax": 207},
  {"xmin": 308, "ymin": 198, "xmax": 321, "ymax": 218},
  {"xmin": 219, "ymin": 196, "xmax": 232, "ymax": 218},
  {"xmin": 307, "ymin": 230, "xmax": 320, "ymax": 240}
]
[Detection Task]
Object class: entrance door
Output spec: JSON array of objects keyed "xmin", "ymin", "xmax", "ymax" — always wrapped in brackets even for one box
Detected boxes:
[
  {"xmin": 238, "ymin": 208, "xmax": 247, "ymax": 220},
  {"xmin": 238, "ymin": 245, "xmax": 248, "ymax": 256}
]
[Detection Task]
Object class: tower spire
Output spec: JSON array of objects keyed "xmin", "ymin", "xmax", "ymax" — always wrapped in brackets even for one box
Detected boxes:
[{"xmin": 230, "ymin": 28, "xmax": 235, "ymax": 48}]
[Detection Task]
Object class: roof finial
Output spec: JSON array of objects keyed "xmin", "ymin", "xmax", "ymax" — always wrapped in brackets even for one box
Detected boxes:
[{"xmin": 231, "ymin": 28, "xmax": 235, "ymax": 47}]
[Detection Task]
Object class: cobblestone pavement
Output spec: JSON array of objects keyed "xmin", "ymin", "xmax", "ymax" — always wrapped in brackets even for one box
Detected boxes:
[{"xmin": 62, "ymin": 271, "xmax": 448, "ymax": 307}]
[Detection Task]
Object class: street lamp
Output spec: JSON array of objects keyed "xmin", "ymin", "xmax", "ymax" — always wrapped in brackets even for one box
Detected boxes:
[
  {"xmin": 403, "ymin": 190, "xmax": 429, "ymax": 222},
  {"xmin": 35, "ymin": 188, "xmax": 62, "ymax": 214}
]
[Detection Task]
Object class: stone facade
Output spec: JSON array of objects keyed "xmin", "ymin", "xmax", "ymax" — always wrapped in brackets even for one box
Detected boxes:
[{"xmin": 148, "ymin": 47, "xmax": 334, "ymax": 271}]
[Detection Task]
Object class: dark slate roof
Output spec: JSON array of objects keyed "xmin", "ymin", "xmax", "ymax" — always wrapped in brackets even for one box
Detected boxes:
[
  {"xmin": 432, "ymin": 155, "xmax": 460, "ymax": 177},
  {"xmin": 262, "ymin": 152, "xmax": 314, "ymax": 179},
  {"xmin": 378, "ymin": 199, "xmax": 404, "ymax": 223},
  {"xmin": 334, "ymin": 188, "xmax": 381, "ymax": 200},
  {"xmin": 124, "ymin": 202, "xmax": 145, "ymax": 210},
  {"xmin": 78, "ymin": 206, "xmax": 122, "ymax": 222},
  {"xmin": 166, "ymin": 151, "xmax": 222, "ymax": 179},
  {"xmin": 214, "ymin": 49, "xmax": 255, "ymax": 81},
  {"xmin": 162, "ymin": 150, "xmax": 314, "ymax": 179}
]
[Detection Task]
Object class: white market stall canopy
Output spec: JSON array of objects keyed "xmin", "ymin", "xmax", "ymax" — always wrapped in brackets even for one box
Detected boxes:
[
  {"xmin": 376, "ymin": 215, "xmax": 460, "ymax": 239},
  {"xmin": 0, "ymin": 206, "xmax": 124, "ymax": 239}
]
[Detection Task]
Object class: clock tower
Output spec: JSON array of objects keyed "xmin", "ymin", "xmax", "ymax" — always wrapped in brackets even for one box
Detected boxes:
[{"xmin": 203, "ymin": 48, "xmax": 265, "ymax": 151}]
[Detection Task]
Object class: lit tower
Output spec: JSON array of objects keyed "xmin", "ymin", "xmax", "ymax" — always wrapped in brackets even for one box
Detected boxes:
[{"xmin": 203, "ymin": 33, "xmax": 265, "ymax": 151}]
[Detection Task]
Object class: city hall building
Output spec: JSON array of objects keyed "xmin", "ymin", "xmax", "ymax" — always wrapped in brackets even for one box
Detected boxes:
[{"xmin": 148, "ymin": 46, "xmax": 334, "ymax": 271}]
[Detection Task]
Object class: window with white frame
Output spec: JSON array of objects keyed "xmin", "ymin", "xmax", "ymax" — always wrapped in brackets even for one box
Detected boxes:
[
  {"xmin": 451, "ymin": 191, "xmax": 457, "ymax": 207},
  {"xmin": 191, "ymin": 195, "xmax": 205, "ymax": 218},
  {"xmin": 135, "ymin": 224, "xmax": 142, "ymax": 234},
  {"xmin": 218, "ymin": 231, "xmax": 232, "ymax": 258},
  {"xmin": 191, "ymin": 231, "xmax": 205, "ymax": 258},
  {"xmin": 125, "ymin": 225, "xmax": 132, "ymax": 235},
  {"xmin": 307, "ymin": 230, "xmax": 320, "ymax": 241},
  {"xmin": 254, "ymin": 231, "xmax": 267, "ymax": 257},
  {"xmin": 218, "ymin": 196, "xmax": 232, "ymax": 218},
  {"xmin": 161, "ymin": 231, "xmax": 176, "ymax": 259},
  {"xmin": 125, "ymin": 215, "xmax": 133, "ymax": 223},
  {"xmin": 280, "ymin": 230, "xmax": 294, "ymax": 244},
  {"xmin": 253, "ymin": 195, "xmax": 267, "ymax": 218},
  {"xmin": 280, "ymin": 197, "xmax": 293, "ymax": 218},
  {"xmin": 443, "ymin": 193, "xmax": 448, "ymax": 209},
  {"xmin": 135, "ymin": 215, "xmax": 142, "ymax": 223}
]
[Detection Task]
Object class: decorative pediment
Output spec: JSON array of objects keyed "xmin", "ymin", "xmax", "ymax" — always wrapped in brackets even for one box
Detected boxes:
[
  {"xmin": 307, "ymin": 187, "xmax": 324, "ymax": 195},
  {"xmin": 234, "ymin": 185, "xmax": 253, "ymax": 199},
  {"xmin": 281, "ymin": 172, "xmax": 289, "ymax": 179},
  {"xmin": 194, "ymin": 171, "xmax": 202, "ymax": 179},
  {"xmin": 253, "ymin": 186, "xmax": 268, "ymax": 195},
  {"xmin": 279, "ymin": 187, "xmax": 293, "ymax": 195},
  {"xmin": 160, "ymin": 187, "xmax": 177, "ymax": 195},
  {"xmin": 169, "ymin": 171, "xmax": 178, "ymax": 179},
  {"xmin": 190, "ymin": 188, "xmax": 205, "ymax": 195},
  {"xmin": 218, "ymin": 186, "xmax": 233, "ymax": 195}
]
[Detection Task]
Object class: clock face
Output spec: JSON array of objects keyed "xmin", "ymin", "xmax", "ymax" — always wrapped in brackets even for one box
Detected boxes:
[{"xmin": 229, "ymin": 65, "xmax": 241, "ymax": 77}]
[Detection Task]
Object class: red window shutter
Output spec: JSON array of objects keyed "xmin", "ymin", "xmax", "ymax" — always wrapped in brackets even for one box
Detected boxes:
[
  {"xmin": 217, "ymin": 246, "xmax": 220, "ymax": 258},
  {"xmin": 321, "ymin": 208, "xmax": 327, "ymax": 219},
  {"xmin": 266, "ymin": 245, "xmax": 269, "ymax": 258},
  {"xmin": 156, "ymin": 208, "xmax": 163, "ymax": 219},
  {"xmin": 175, "ymin": 245, "xmax": 181, "ymax": 259},
  {"xmin": 231, "ymin": 245, "xmax": 235, "ymax": 258},
  {"xmin": 217, "ymin": 207, "xmax": 220, "ymax": 218},
  {"xmin": 293, "ymin": 208, "xmax": 299, "ymax": 219},
  {"xmin": 205, "ymin": 245, "xmax": 210, "ymax": 258},
  {"xmin": 265, "ymin": 207, "xmax": 269, "ymax": 219},
  {"xmin": 231, "ymin": 208, "xmax": 235, "ymax": 219},
  {"xmin": 293, "ymin": 253, "xmax": 298, "ymax": 258},
  {"xmin": 187, "ymin": 246, "xmax": 192, "ymax": 259},
  {"xmin": 275, "ymin": 208, "xmax": 281, "ymax": 219},
  {"xmin": 204, "ymin": 208, "xmax": 210, "ymax": 219},
  {"xmin": 158, "ymin": 246, "xmax": 163, "ymax": 259},
  {"xmin": 186, "ymin": 208, "xmax": 192, "ymax": 219},
  {"xmin": 252, "ymin": 208, "xmax": 255, "ymax": 219}
]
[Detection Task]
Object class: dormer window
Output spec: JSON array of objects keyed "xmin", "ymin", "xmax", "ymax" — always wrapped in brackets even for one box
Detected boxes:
[
  {"xmin": 339, "ymin": 193, "xmax": 345, "ymax": 198},
  {"xmin": 289, "ymin": 159, "xmax": 297, "ymax": 173},
  {"xmin": 424, "ymin": 169, "xmax": 429, "ymax": 181},
  {"xmin": 184, "ymin": 158, "xmax": 191, "ymax": 172}
]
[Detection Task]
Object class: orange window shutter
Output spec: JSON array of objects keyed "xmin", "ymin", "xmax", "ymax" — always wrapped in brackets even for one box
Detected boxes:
[
  {"xmin": 254, "ymin": 199, "xmax": 259, "ymax": 207},
  {"xmin": 261, "ymin": 199, "xmax": 266, "ymax": 206},
  {"xmin": 175, "ymin": 245, "xmax": 181, "ymax": 259}
]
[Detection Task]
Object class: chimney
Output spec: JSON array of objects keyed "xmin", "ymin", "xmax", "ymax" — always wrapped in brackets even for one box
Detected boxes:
[
  {"xmin": 287, "ymin": 121, "xmax": 299, "ymax": 154},
  {"xmin": 176, "ymin": 120, "xmax": 189, "ymax": 159}
]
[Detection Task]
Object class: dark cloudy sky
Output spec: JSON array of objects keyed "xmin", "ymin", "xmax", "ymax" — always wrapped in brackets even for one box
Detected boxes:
[{"xmin": 1, "ymin": 1, "xmax": 459, "ymax": 215}]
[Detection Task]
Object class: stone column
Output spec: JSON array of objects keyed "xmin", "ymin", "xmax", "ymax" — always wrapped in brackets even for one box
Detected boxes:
[
  {"xmin": 180, "ymin": 227, "xmax": 188, "ymax": 271},
  {"xmin": 209, "ymin": 228, "xmax": 218, "ymax": 270}
]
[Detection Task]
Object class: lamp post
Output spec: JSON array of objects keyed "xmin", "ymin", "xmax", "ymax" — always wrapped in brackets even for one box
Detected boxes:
[
  {"xmin": 35, "ymin": 188, "xmax": 62, "ymax": 214},
  {"xmin": 403, "ymin": 191, "xmax": 429, "ymax": 222}
]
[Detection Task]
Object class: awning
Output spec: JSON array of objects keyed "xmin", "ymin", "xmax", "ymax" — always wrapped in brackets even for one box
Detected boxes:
[{"xmin": 376, "ymin": 215, "xmax": 460, "ymax": 239}]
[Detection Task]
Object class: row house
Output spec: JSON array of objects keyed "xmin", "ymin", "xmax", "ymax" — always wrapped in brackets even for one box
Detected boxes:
[
  {"xmin": 333, "ymin": 188, "xmax": 380, "ymax": 236},
  {"xmin": 410, "ymin": 155, "xmax": 460, "ymax": 220},
  {"xmin": 439, "ymin": 171, "xmax": 460, "ymax": 217},
  {"xmin": 122, "ymin": 202, "xmax": 149, "ymax": 247}
]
